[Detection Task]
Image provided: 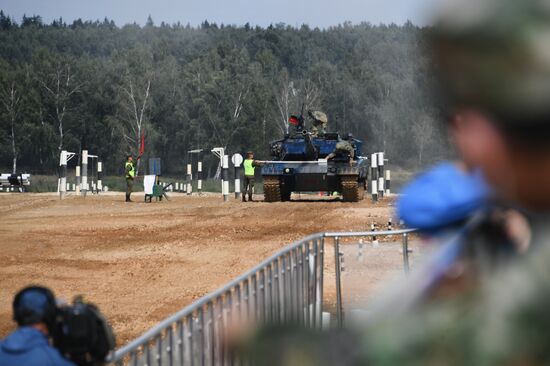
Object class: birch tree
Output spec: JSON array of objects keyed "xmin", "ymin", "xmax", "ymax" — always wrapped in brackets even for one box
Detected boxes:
[
  {"xmin": 0, "ymin": 81, "xmax": 22, "ymax": 173},
  {"xmin": 119, "ymin": 70, "xmax": 152, "ymax": 174},
  {"xmin": 38, "ymin": 62, "xmax": 81, "ymax": 153}
]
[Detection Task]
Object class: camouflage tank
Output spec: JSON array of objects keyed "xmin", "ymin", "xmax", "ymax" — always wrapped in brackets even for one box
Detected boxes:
[{"xmin": 262, "ymin": 109, "xmax": 369, "ymax": 202}]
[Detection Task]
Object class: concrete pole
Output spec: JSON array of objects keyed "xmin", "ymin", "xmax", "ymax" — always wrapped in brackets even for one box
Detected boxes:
[
  {"xmin": 197, "ymin": 160, "xmax": 203, "ymax": 194},
  {"xmin": 81, "ymin": 150, "xmax": 88, "ymax": 197},
  {"xmin": 97, "ymin": 161, "xmax": 103, "ymax": 193},
  {"xmin": 377, "ymin": 152, "xmax": 385, "ymax": 199},
  {"xmin": 59, "ymin": 150, "xmax": 67, "ymax": 199},
  {"xmin": 186, "ymin": 163, "xmax": 192, "ymax": 195},
  {"xmin": 222, "ymin": 155, "xmax": 229, "ymax": 202},
  {"xmin": 76, "ymin": 166, "xmax": 81, "ymax": 195}
]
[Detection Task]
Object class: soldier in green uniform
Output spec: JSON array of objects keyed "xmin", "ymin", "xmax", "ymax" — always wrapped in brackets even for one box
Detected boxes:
[
  {"xmin": 124, "ymin": 154, "xmax": 139, "ymax": 202},
  {"xmin": 242, "ymin": 151, "xmax": 263, "ymax": 202},
  {"xmin": 239, "ymin": 1, "xmax": 550, "ymax": 364},
  {"xmin": 326, "ymin": 134, "xmax": 356, "ymax": 161},
  {"xmin": 308, "ymin": 110, "xmax": 328, "ymax": 136}
]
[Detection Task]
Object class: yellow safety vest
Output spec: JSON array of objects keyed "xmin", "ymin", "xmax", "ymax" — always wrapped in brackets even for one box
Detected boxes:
[
  {"xmin": 244, "ymin": 159, "xmax": 255, "ymax": 176},
  {"xmin": 125, "ymin": 161, "xmax": 135, "ymax": 178}
]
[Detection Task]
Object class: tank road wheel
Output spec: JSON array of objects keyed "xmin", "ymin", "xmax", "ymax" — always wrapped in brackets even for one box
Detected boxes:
[
  {"xmin": 341, "ymin": 175, "xmax": 360, "ymax": 202},
  {"xmin": 263, "ymin": 176, "xmax": 282, "ymax": 202}
]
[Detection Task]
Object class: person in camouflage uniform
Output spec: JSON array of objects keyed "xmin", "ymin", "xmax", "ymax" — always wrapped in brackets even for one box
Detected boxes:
[
  {"xmin": 239, "ymin": 1, "xmax": 550, "ymax": 364},
  {"xmin": 326, "ymin": 134, "xmax": 356, "ymax": 161},
  {"xmin": 308, "ymin": 110, "xmax": 328, "ymax": 136}
]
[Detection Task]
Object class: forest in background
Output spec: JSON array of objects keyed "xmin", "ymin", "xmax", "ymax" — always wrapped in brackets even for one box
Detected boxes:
[{"xmin": 0, "ymin": 12, "xmax": 451, "ymax": 177}]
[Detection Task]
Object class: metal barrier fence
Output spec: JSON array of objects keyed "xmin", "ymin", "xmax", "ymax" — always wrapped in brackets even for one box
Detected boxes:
[{"xmin": 108, "ymin": 229, "xmax": 415, "ymax": 366}]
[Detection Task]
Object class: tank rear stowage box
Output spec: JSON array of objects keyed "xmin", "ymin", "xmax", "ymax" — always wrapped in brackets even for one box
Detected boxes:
[{"xmin": 261, "ymin": 111, "xmax": 369, "ymax": 202}]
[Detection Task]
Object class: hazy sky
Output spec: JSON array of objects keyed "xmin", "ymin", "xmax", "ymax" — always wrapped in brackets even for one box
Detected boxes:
[{"xmin": 1, "ymin": 0, "xmax": 437, "ymax": 28}]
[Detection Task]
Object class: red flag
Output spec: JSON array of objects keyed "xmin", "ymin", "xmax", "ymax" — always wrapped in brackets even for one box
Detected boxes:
[
  {"xmin": 139, "ymin": 132, "xmax": 145, "ymax": 156},
  {"xmin": 288, "ymin": 116, "xmax": 300, "ymax": 125}
]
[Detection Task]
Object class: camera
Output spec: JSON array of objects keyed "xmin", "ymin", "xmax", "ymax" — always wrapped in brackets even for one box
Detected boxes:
[{"xmin": 53, "ymin": 296, "xmax": 116, "ymax": 366}]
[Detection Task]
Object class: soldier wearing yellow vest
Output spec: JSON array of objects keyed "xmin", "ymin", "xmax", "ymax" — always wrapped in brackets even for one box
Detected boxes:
[
  {"xmin": 124, "ymin": 154, "xmax": 140, "ymax": 202},
  {"xmin": 242, "ymin": 151, "xmax": 263, "ymax": 202}
]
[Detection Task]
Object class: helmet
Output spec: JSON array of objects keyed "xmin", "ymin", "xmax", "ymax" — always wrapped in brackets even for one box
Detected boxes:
[
  {"xmin": 430, "ymin": 0, "xmax": 550, "ymax": 128},
  {"xmin": 13, "ymin": 286, "xmax": 57, "ymax": 331},
  {"xmin": 308, "ymin": 110, "xmax": 328, "ymax": 124}
]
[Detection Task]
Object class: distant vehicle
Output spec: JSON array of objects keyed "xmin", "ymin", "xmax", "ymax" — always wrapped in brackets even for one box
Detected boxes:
[{"xmin": 261, "ymin": 109, "xmax": 368, "ymax": 202}]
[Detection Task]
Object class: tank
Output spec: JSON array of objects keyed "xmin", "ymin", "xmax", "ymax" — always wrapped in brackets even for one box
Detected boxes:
[{"xmin": 261, "ymin": 110, "xmax": 369, "ymax": 202}]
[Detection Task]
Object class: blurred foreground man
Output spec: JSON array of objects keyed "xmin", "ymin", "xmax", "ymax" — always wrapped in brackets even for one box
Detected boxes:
[
  {"xmin": 242, "ymin": 0, "xmax": 550, "ymax": 364},
  {"xmin": 0, "ymin": 286, "xmax": 75, "ymax": 366}
]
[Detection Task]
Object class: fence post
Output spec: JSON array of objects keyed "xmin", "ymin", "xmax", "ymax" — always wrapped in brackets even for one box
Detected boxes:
[
  {"xmin": 81, "ymin": 150, "xmax": 88, "ymax": 197},
  {"xmin": 334, "ymin": 236, "xmax": 343, "ymax": 327},
  {"xmin": 402, "ymin": 232, "xmax": 410, "ymax": 274},
  {"xmin": 59, "ymin": 150, "xmax": 67, "ymax": 199}
]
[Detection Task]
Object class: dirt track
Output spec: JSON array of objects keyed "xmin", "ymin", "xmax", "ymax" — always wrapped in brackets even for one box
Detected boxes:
[{"xmin": 0, "ymin": 192, "xmax": 396, "ymax": 345}]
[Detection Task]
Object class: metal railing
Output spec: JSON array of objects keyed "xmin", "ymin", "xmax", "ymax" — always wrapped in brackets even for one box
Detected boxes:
[
  {"xmin": 108, "ymin": 229, "xmax": 415, "ymax": 366},
  {"xmin": 108, "ymin": 234, "xmax": 326, "ymax": 365}
]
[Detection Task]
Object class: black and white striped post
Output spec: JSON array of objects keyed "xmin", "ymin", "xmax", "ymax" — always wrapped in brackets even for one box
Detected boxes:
[
  {"xmin": 232, "ymin": 153, "xmax": 243, "ymax": 199},
  {"xmin": 76, "ymin": 166, "xmax": 81, "ymax": 195},
  {"xmin": 370, "ymin": 153, "xmax": 378, "ymax": 202},
  {"xmin": 222, "ymin": 155, "xmax": 229, "ymax": 202},
  {"xmin": 377, "ymin": 152, "xmax": 385, "ymax": 199},
  {"xmin": 59, "ymin": 150, "xmax": 67, "ymax": 199},
  {"xmin": 197, "ymin": 159, "xmax": 203, "ymax": 194},
  {"xmin": 97, "ymin": 161, "xmax": 103, "ymax": 193},
  {"xmin": 371, "ymin": 222, "xmax": 379, "ymax": 247},
  {"xmin": 385, "ymin": 170, "xmax": 391, "ymax": 195},
  {"xmin": 186, "ymin": 162, "xmax": 192, "ymax": 195},
  {"xmin": 81, "ymin": 150, "xmax": 88, "ymax": 197}
]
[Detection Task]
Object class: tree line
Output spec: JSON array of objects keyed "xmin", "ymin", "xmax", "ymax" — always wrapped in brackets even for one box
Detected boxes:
[{"xmin": 0, "ymin": 12, "xmax": 450, "ymax": 177}]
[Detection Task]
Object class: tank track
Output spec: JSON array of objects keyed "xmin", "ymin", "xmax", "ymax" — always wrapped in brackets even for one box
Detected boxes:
[
  {"xmin": 263, "ymin": 176, "xmax": 281, "ymax": 202},
  {"xmin": 341, "ymin": 175, "xmax": 363, "ymax": 202}
]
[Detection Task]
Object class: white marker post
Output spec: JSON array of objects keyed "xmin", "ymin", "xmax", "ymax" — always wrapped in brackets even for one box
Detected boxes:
[{"xmin": 232, "ymin": 153, "xmax": 243, "ymax": 199}]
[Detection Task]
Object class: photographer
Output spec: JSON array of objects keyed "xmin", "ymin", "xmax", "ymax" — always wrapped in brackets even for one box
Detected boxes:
[
  {"xmin": 0, "ymin": 286, "xmax": 75, "ymax": 366},
  {"xmin": 1, "ymin": 285, "xmax": 115, "ymax": 366}
]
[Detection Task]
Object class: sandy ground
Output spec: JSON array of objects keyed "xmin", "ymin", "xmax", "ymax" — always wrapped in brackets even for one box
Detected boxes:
[{"xmin": 0, "ymin": 191, "xmax": 402, "ymax": 346}]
